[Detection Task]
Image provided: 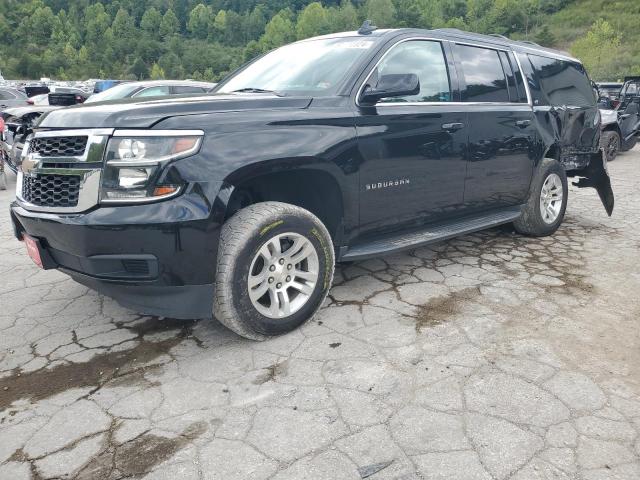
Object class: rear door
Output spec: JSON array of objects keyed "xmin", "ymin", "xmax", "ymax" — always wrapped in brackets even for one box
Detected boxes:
[
  {"xmin": 355, "ymin": 38, "xmax": 469, "ymax": 236},
  {"xmin": 455, "ymin": 43, "xmax": 536, "ymax": 211},
  {"xmin": 525, "ymin": 54, "xmax": 599, "ymax": 157}
]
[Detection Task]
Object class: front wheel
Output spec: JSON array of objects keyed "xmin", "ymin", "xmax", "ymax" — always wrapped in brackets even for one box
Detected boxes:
[
  {"xmin": 214, "ymin": 202, "xmax": 335, "ymax": 340},
  {"xmin": 513, "ymin": 158, "xmax": 568, "ymax": 237}
]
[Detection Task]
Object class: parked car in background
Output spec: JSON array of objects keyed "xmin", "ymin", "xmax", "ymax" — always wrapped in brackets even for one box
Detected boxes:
[
  {"xmin": 9, "ymin": 27, "xmax": 613, "ymax": 340},
  {"xmin": 595, "ymin": 80, "xmax": 640, "ymax": 159},
  {"xmin": 1, "ymin": 80, "xmax": 215, "ymax": 176},
  {"xmin": 27, "ymin": 87, "xmax": 89, "ymax": 105},
  {"xmin": 596, "ymin": 82, "xmax": 623, "ymax": 101},
  {"xmin": 85, "ymin": 80, "xmax": 216, "ymax": 103},
  {"xmin": 0, "ymin": 88, "xmax": 28, "ymax": 109},
  {"xmin": 93, "ymin": 80, "xmax": 130, "ymax": 93},
  {"xmin": 616, "ymin": 76, "xmax": 640, "ymax": 110}
]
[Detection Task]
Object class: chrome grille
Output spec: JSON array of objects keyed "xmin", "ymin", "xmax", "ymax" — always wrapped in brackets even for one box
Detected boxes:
[
  {"xmin": 21, "ymin": 174, "xmax": 81, "ymax": 208},
  {"xmin": 31, "ymin": 136, "xmax": 88, "ymax": 157}
]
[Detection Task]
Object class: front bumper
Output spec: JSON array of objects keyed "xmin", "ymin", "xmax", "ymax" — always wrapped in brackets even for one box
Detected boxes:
[{"xmin": 10, "ymin": 187, "xmax": 226, "ymax": 319}]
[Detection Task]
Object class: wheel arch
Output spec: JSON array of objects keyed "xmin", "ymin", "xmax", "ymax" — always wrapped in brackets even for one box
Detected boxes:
[{"xmin": 222, "ymin": 161, "xmax": 348, "ymax": 245}]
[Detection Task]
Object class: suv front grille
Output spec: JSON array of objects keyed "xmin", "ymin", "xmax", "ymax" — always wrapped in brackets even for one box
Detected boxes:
[
  {"xmin": 22, "ymin": 174, "xmax": 81, "ymax": 208},
  {"xmin": 31, "ymin": 136, "xmax": 88, "ymax": 157}
]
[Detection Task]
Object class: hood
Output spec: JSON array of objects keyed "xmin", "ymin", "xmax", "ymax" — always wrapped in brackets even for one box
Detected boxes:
[{"xmin": 37, "ymin": 94, "xmax": 313, "ymax": 129}]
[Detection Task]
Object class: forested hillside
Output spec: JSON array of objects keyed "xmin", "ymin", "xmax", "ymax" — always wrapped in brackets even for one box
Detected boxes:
[{"xmin": 0, "ymin": 0, "xmax": 637, "ymax": 81}]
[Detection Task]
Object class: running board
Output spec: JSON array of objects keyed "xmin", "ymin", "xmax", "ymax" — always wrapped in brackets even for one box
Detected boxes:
[{"xmin": 341, "ymin": 206, "xmax": 523, "ymax": 261}]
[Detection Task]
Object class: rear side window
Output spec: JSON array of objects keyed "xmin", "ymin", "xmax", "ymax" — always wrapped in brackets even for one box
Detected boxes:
[
  {"xmin": 528, "ymin": 55, "xmax": 595, "ymax": 107},
  {"xmin": 174, "ymin": 86, "xmax": 206, "ymax": 94},
  {"xmin": 455, "ymin": 44, "xmax": 510, "ymax": 102}
]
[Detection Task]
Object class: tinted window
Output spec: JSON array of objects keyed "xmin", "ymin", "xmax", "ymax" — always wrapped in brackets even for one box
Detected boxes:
[
  {"xmin": 372, "ymin": 40, "xmax": 451, "ymax": 103},
  {"xmin": 134, "ymin": 86, "xmax": 171, "ymax": 98},
  {"xmin": 498, "ymin": 51, "xmax": 518, "ymax": 102},
  {"xmin": 173, "ymin": 86, "xmax": 206, "ymax": 94},
  {"xmin": 218, "ymin": 37, "xmax": 376, "ymax": 97},
  {"xmin": 456, "ymin": 45, "xmax": 510, "ymax": 102},
  {"xmin": 509, "ymin": 52, "xmax": 528, "ymax": 103},
  {"xmin": 528, "ymin": 55, "xmax": 595, "ymax": 107},
  {"xmin": 0, "ymin": 90, "xmax": 17, "ymax": 100}
]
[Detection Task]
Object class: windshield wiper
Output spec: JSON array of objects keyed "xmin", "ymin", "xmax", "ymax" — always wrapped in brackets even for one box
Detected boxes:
[{"xmin": 231, "ymin": 88, "xmax": 285, "ymax": 96}]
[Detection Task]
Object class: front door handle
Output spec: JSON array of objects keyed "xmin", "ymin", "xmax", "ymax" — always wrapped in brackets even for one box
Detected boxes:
[
  {"xmin": 515, "ymin": 120, "xmax": 532, "ymax": 128},
  {"xmin": 441, "ymin": 122, "xmax": 464, "ymax": 132}
]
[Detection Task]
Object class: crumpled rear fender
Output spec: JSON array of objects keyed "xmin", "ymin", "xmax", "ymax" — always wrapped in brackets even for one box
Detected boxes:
[{"xmin": 569, "ymin": 150, "xmax": 614, "ymax": 216}]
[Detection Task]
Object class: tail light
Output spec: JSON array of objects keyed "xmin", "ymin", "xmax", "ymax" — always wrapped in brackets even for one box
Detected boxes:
[
  {"xmin": 0, "ymin": 117, "xmax": 5, "ymax": 133},
  {"xmin": 76, "ymin": 95, "xmax": 85, "ymax": 104},
  {"xmin": 612, "ymin": 100, "xmax": 620, "ymax": 109},
  {"xmin": 27, "ymin": 98, "xmax": 34, "ymax": 105}
]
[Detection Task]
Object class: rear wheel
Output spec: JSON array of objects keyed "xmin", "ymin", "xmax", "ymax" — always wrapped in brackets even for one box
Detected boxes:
[
  {"xmin": 214, "ymin": 201, "xmax": 335, "ymax": 340},
  {"xmin": 514, "ymin": 158, "xmax": 568, "ymax": 237},
  {"xmin": 601, "ymin": 130, "xmax": 621, "ymax": 161}
]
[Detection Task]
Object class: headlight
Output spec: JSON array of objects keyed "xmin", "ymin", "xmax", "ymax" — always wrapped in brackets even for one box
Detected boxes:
[{"xmin": 100, "ymin": 129, "xmax": 203, "ymax": 203}]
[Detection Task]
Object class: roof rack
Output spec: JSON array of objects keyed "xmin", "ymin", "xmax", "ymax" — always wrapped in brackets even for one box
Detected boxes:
[
  {"xmin": 488, "ymin": 33, "xmax": 510, "ymax": 40},
  {"xmin": 358, "ymin": 20, "xmax": 378, "ymax": 35},
  {"xmin": 519, "ymin": 40, "xmax": 542, "ymax": 47}
]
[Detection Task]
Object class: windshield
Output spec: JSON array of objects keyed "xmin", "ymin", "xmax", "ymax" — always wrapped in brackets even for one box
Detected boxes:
[
  {"xmin": 217, "ymin": 37, "xmax": 376, "ymax": 96},
  {"xmin": 85, "ymin": 84, "xmax": 139, "ymax": 103}
]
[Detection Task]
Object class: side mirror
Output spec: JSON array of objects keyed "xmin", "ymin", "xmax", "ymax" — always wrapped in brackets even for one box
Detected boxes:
[{"xmin": 360, "ymin": 73, "xmax": 420, "ymax": 106}]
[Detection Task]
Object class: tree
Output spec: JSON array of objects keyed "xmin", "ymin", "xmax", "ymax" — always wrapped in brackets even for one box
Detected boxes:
[
  {"xmin": 364, "ymin": 0, "xmax": 396, "ymax": 28},
  {"xmin": 160, "ymin": 9, "xmax": 180, "ymax": 38},
  {"xmin": 535, "ymin": 25, "xmax": 556, "ymax": 46},
  {"xmin": 150, "ymin": 63, "xmax": 165, "ymax": 79},
  {"xmin": 296, "ymin": 2, "xmax": 329, "ymax": 40},
  {"xmin": 212, "ymin": 10, "xmax": 228, "ymax": 41},
  {"xmin": 111, "ymin": 8, "xmax": 135, "ymax": 40},
  {"xmin": 260, "ymin": 9, "xmax": 296, "ymax": 50},
  {"xmin": 187, "ymin": 4, "xmax": 212, "ymax": 40},
  {"xmin": 571, "ymin": 19, "xmax": 621, "ymax": 80},
  {"xmin": 141, "ymin": 7, "xmax": 162, "ymax": 39},
  {"xmin": 129, "ymin": 58, "xmax": 149, "ymax": 79}
]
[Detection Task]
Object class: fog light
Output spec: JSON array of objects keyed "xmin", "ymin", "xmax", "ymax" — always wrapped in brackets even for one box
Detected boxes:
[{"xmin": 118, "ymin": 168, "xmax": 151, "ymax": 188}]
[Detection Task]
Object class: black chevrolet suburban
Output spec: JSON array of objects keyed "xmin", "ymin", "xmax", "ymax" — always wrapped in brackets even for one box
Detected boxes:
[{"xmin": 10, "ymin": 27, "xmax": 613, "ymax": 340}]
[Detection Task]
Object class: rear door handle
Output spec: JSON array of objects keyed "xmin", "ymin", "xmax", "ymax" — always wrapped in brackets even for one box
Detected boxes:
[
  {"xmin": 441, "ymin": 122, "xmax": 464, "ymax": 132},
  {"xmin": 515, "ymin": 120, "xmax": 532, "ymax": 128}
]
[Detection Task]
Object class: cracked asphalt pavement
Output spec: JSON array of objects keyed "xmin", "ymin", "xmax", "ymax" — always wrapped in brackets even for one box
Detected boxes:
[{"xmin": 1, "ymin": 151, "xmax": 640, "ymax": 480}]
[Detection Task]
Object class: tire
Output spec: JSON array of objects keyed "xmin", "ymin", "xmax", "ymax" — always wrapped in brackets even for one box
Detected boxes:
[
  {"xmin": 513, "ymin": 158, "xmax": 568, "ymax": 237},
  {"xmin": 214, "ymin": 201, "xmax": 335, "ymax": 340},
  {"xmin": 620, "ymin": 135, "xmax": 638, "ymax": 152},
  {"xmin": 601, "ymin": 130, "xmax": 620, "ymax": 161}
]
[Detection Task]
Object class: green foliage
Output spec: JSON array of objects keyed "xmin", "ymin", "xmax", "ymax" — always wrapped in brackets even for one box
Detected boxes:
[
  {"xmin": 571, "ymin": 19, "xmax": 621, "ymax": 81},
  {"xmin": 0, "ymin": 0, "xmax": 636, "ymax": 82}
]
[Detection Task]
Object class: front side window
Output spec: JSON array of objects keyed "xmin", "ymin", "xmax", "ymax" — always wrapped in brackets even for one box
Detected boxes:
[
  {"xmin": 369, "ymin": 40, "xmax": 451, "ymax": 103},
  {"xmin": 85, "ymin": 84, "xmax": 140, "ymax": 103},
  {"xmin": 134, "ymin": 86, "xmax": 171, "ymax": 98},
  {"xmin": 217, "ymin": 37, "xmax": 376, "ymax": 97},
  {"xmin": 456, "ymin": 44, "xmax": 510, "ymax": 103},
  {"xmin": 528, "ymin": 55, "xmax": 596, "ymax": 107}
]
